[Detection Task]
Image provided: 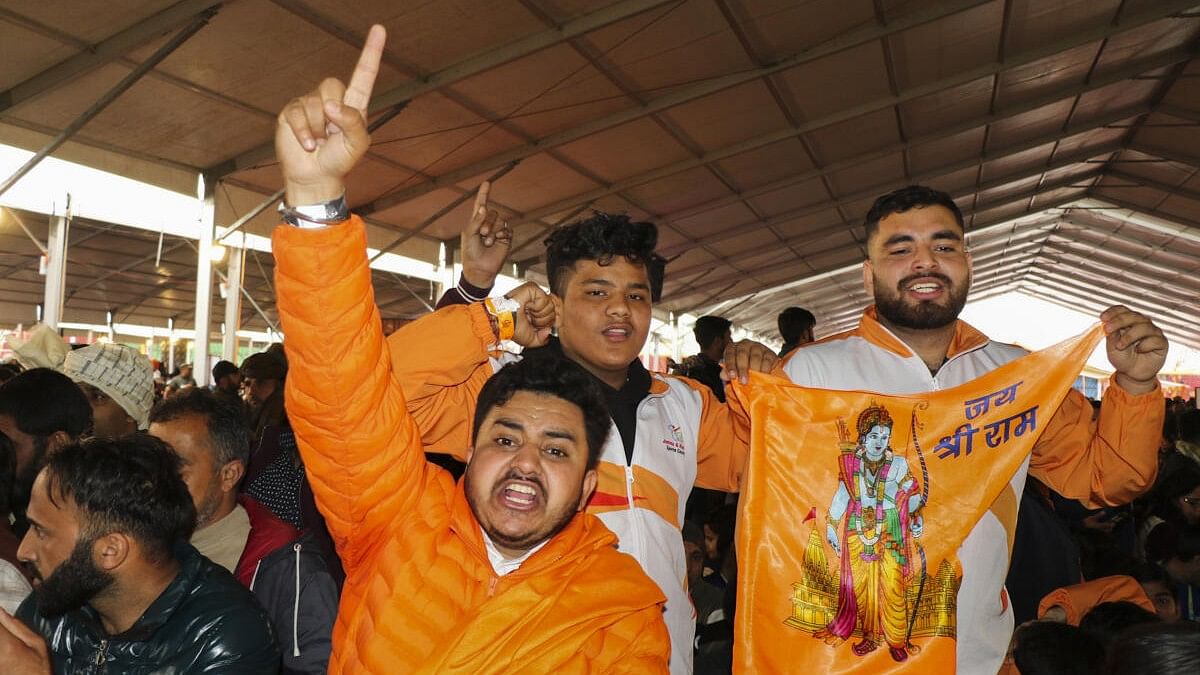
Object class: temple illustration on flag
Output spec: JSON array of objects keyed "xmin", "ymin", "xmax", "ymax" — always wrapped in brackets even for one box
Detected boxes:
[{"xmin": 785, "ymin": 524, "xmax": 960, "ymax": 639}]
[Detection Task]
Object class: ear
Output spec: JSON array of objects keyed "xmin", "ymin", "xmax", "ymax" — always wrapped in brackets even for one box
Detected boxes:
[
  {"xmin": 862, "ymin": 260, "xmax": 875, "ymax": 300},
  {"xmin": 47, "ymin": 430, "xmax": 73, "ymax": 453},
  {"xmin": 219, "ymin": 460, "xmax": 246, "ymax": 494},
  {"xmin": 577, "ymin": 468, "xmax": 598, "ymax": 511},
  {"xmin": 550, "ymin": 293, "xmax": 564, "ymax": 330},
  {"xmin": 91, "ymin": 531, "xmax": 131, "ymax": 573}
]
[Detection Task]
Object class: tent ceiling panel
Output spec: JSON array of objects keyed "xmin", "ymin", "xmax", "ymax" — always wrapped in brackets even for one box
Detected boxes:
[
  {"xmin": 1071, "ymin": 77, "xmax": 1161, "ymax": 121},
  {"xmin": 907, "ymin": 127, "xmax": 987, "ymax": 175},
  {"xmin": 1093, "ymin": 15, "xmax": 1199, "ymax": 69},
  {"xmin": 731, "ymin": 0, "xmax": 875, "ymax": 63},
  {"xmin": 995, "ymin": 43, "xmax": 1099, "ymax": 108},
  {"xmin": 659, "ymin": 80, "xmax": 788, "ymax": 153},
  {"xmin": 552, "ymin": 116, "xmax": 692, "ymax": 183},
  {"xmin": 123, "ymin": 1, "xmax": 415, "ymax": 115},
  {"xmin": 1003, "ymin": 0, "xmax": 1121, "ymax": 56},
  {"xmin": 826, "ymin": 153, "xmax": 906, "ymax": 197},
  {"xmin": 803, "ymin": 108, "xmax": 901, "ymax": 165},
  {"xmin": 669, "ymin": 201, "xmax": 758, "ymax": 240},
  {"xmin": 581, "ymin": 0, "xmax": 754, "ymax": 94},
  {"xmin": 888, "ymin": 0, "xmax": 1002, "ymax": 90},
  {"xmin": 2, "ymin": 0, "xmax": 178, "ymax": 44},
  {"xmin": 711, "ymin": 137, "xmax": 816, "ymax": 188},
  {"xmin": 294, "ymin": 0, "xmax": 546, "ymax": 76},
  {"xmin": 621, "ymin": 166, "xmax": 732, "ymax": 216},
  {"xmin": 774, "ymin": 41, "xmax": 894, "ymax": 123},
  {"xmin": 985, "ymin": 100, "xmax": 1076, "ymax": 150},
  {"xmin": 899, "ymin": 76, "xmax": 994, "ymax": 137},
  {"xmin": 745, "ymin": 177, "xmax": 834, "ymax": 219}
]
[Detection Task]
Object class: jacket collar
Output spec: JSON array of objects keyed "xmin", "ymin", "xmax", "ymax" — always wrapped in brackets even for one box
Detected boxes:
[
  {"xmin": 856, "ymin": 305, "xmax": 991, "ymax": 361},
  {"xmin": 524, "ymin": 336, "xmax": 660, "ymax": 397},
  {"xmin": 74, "ymin": 542, "xmax": 203, "ymax": 641}
]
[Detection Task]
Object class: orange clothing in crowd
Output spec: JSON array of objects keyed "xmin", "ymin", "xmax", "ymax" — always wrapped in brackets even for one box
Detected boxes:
[
  {"xmin": 273, "ymin": 216, "xmax": 671, "ymax": 674},
  {"xmin": 1037, "ymin": 575, "xmax": 1157, "ymax": 625}
]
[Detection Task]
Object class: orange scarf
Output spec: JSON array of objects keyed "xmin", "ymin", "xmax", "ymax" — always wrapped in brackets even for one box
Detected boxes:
[{"xmin": 731, "ymin": 325, "xmax": 1104, "ymax": 673}]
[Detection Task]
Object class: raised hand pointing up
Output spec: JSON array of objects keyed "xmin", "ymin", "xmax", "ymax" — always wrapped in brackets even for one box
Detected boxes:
[{"xmin": 275, "ymin": 24, "xmax": 386, "ymax": 206}]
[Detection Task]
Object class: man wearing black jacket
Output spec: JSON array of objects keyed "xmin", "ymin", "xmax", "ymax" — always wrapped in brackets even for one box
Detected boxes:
[{"xmin": 1, "ymin": 435, "xmax": 279, "ymax": 673}]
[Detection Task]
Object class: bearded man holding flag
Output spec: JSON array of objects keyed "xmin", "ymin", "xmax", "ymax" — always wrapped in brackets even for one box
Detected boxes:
[{"xmin": 725, "ymin": 185, "xmax": 1167, "ymax": 674}]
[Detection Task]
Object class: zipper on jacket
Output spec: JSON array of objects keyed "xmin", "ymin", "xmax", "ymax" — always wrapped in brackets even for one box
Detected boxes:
[
  {"xmin": 292, "ymin": 542, "xmax": 302, "ymax": 657},
  {"xmin": 93, "ymin": 639, "xmax": 109, "ymax": 667}
]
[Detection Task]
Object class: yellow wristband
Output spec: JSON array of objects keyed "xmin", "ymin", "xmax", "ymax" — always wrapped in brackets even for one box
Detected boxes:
[{"xmin": 484, "ymin": 297, "xmax": 519, "ymax": 342}]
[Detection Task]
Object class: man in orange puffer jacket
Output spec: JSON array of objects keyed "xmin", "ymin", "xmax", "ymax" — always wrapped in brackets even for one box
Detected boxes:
[{"xmin": 271, "ymin": 25, "xmax": 671, "ymax": 674}]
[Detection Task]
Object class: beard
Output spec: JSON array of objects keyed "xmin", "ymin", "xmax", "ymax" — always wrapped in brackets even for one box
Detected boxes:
[
  {"xmin": 194, "ymin": 482, "xmax": 225, "ymax": 530},
  {"xmin": 464, "ymin": 468, "xmax": 580, "ymax": 554},
  {"xmin": 874, "ymin": 272, "xmax": 968, "ymax": 330},
  {"xmin": 35, "ymin": 535, "xmax": 115, "ymax": 617}
]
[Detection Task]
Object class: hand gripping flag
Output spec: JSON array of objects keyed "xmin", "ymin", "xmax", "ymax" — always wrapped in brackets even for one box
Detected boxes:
[{"xmin": 730, "ymin": 325, "xmax": 1105, "ymax": 673}]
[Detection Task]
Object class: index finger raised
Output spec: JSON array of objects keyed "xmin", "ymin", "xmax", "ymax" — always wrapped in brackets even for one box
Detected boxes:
[
  {"xmin": 471, "ymin": 181, "xmax": 492, "ymax": 224},
  {"xmin": 343, "ymin": 24, "xmax": 387, "ymax": 115}
]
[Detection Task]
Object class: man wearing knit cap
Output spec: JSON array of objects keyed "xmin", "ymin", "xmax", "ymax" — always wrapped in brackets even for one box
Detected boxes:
[{"xmin": 61, "ymin": 344, "xmax": 156, "ymax": 438}]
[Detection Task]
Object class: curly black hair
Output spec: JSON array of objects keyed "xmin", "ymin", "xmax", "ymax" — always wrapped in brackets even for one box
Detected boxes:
[
  {"xmin": 471, "ymin": 355, "xmax": 611, "ymax": 469},
  {"xmin": 863, "ymin": 185, "xmax": 964, "ymax": 245},
  {"xmin": 43, "ymin": 434, "xmax": 196, "ymax": 564},
  {"xmin": 544, "ymin": 211, "xmax": 666, "ymax": 302}
]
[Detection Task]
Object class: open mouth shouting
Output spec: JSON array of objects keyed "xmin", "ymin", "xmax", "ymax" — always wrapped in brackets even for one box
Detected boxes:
[{"xmin": 496, "ymin": 474, "xmax": 544, "ymax": 512}]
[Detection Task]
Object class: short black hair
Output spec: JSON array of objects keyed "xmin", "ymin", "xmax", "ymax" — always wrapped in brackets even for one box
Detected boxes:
[
  {"xmin": 693, "ymin": 316, "xmax": 732, "ymax": 350},
  {"xmin": 544, "ymin": 211, "xmax": 666, "ymax": 302},
  {"xmin": 1105, "ymin": 622, "xmax": 1200, "ymax": 675},
  {"xmin": 42, "ymin": 435, "xmax": 196, "ymax": 563},
  {"xmin": 471, "ymin": 356, "xmax": 610, "ymax": 470},
  {"xmin": 211, "ymin": 360, "xmax": 239, "ymax": 382},
  {"xmin": 778, "ymin": 307, "xmax": 816, "ymax": 343},
  {"xmin": 1012, "ymin": 621, "xmax": 1105, "ymax": 675},
  {"xmin": 0, "ymin": 367, "xmax": 92, "ymax": 439},
  {"xmin": 1079, "ymin": 601, "xmax": 1161, "ymax": 646},
  {"xmin": 150, "ymin": 388, "xmax": 251, "ymax": 468},
  {"xmin": 863, "ymin": 185, "xmax": 964, "ymax": 246}
]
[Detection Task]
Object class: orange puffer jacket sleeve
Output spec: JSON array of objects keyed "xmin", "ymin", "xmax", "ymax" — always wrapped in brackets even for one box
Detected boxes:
[
  {"xmin": 273, "ymin": 216, "xmax": 431, "ymax": 571},
  {"xmin": 385, "ymin": 303, "xmax": 496, "ymax": 459}
]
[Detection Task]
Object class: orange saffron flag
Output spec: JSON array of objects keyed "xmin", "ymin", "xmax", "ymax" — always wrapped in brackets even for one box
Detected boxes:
[{"xmin": 731, "ymin": 325, "xmax": 1105, "ymax": 673}]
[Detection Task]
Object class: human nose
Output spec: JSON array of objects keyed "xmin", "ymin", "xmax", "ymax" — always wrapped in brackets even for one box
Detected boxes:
[
  {"xmin": 606, "ymin": 293, "xmax": 631, "ymax": 318},
  {"xmin": 16, "ymin": 531, "xmax": 34, "ymax": 564},
  {"xmin": 509, "ymin": 441, "xmax": 541, "ymax": 474},
  {"xmin": 911, "ymin": 243, "xmax": 939, "ymax": 272}
]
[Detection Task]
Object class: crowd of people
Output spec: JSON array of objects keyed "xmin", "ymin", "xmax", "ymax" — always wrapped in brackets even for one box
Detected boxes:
[{"xmin": 0, "ymin": 24, "xmax": 1198, "ymax": 675}]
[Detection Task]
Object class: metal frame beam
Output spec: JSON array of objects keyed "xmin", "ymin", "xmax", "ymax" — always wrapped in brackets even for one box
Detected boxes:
[
  {"xmin": 0, "ymin": 1, "xmax": 224, "ymax": 113},
  {"xmin": 360, "ymin": 0, "xmax": 1192, "ymax": 217},
  {"xmin": 668, "ymin": 134, "xmax": 1122, "ymax": 281},
  {"xmin": 354, "ymin": 0, "xmax": 1006, "ymax": 213},
  {"xmin": 0, "ymin": 11, "xmax": 216, "ymax": 200},
  {"xmin": 211, "ymin": 0, "xmax": 680, "ymax": 177}
]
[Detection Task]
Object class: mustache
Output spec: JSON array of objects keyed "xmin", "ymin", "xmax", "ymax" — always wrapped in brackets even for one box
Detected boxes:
[
  {"xmin": 897, "ymin": 272, "xmax": 953, "ymax": 290},
  {"xmin": 496, "ymin": 468, "xmax": 545, "ymax": 494}
]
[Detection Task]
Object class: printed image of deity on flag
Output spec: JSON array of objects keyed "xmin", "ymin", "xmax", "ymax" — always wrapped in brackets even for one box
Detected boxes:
[{"xmin": 729, "ymin": 326, "xmax": 1105, "ymax": 674}]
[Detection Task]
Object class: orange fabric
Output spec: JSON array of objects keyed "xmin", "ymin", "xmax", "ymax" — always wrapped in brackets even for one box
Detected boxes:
[
  {"xmin": 273, "ymin": 217, "xmax": 670, "ymax": 674},
  {"xmin": 1028, "ymin": 379, "xmax": 1162, "ymax": 508},
  {"xmin": 1037, "ymin": 575, "xmax": 1156, "ymax": 625},
  {"xmin": 389, "ymin": 301, "xmax": 748, "ymax": 495},
  {"xmin": 729, "ymin": 326, "xmax": 1105, "ymax": 674}
]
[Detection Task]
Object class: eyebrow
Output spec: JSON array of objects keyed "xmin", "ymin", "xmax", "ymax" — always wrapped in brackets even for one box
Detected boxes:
[
  {"xmin": 544, "ymin": 429, "xmax": 577, "ymax": 443},
  {"xmin": 882, "ymin": 229, "xmax": 963, "ymax": 247},
  {"xmin": 493, "ymin": 418, "xmax": 524, "ymax": 433},
  {"xmin": 581, "ymin": 278, "xmax": 651, "ymax": 291}
]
